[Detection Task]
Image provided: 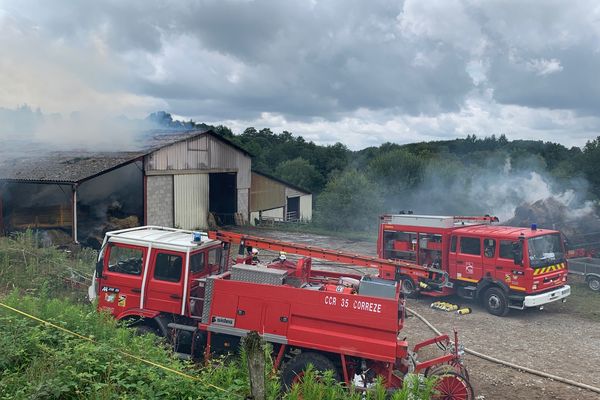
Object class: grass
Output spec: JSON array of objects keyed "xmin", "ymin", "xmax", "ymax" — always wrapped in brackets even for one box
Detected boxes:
[
  {"xmin": 0, "ymin": 230, "xmax": 96, "ymax": 299},
  {"xmin": 546, "ymin": 275, "xmax": 600, "ymax": 322}
]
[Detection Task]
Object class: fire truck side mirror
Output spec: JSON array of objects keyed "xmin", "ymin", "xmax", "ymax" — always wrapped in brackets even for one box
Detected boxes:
[
  {"xmin": 511, "ymin": 242, "xmax": 523, "ymax": 266},
  {"xmin": 96, "ymin": 259, "xmax": 104, "ymax": 278}
]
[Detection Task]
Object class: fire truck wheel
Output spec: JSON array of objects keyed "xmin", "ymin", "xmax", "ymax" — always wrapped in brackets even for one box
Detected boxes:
[
  {"xmin": 281, "ymin": 352, "xmax": 340, "ymax": 390},
  {"xmin": 135, "ymin": 324, "xmax": 160, "ymax": 337},
  {"xmin": 431, "ymin": 371, "xmax": 474, "ymax": 400},
  {"xmin": 587, "ymin": 276, "xmax": 600, "ymax": 292},
  {"xmin": 400, "ymin": 277, "xmax": 418, "ymax": 298},
  {"xmin": 483, "ymin": 287, "xmax": 509, "ymax": 316}
]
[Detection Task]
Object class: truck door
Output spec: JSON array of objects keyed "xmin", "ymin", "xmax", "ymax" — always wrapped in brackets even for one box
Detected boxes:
[
  {"xmin": 481, "ymin": 238, "xmax": 497, "ymax": 279},
  {"xmin": 497, "ymin": 239, "xmax": 525, "ymax": 290},
  {"xmin": 456, "ymin": 236, "xmax": 483, "ymax": 281},
  {"xmin": 97, "ymin": 243, "xmax": 147, "ymax": 316},
  {"xmin": 144, "ymin": 250, "xmax": 185, "ymax": 315}
]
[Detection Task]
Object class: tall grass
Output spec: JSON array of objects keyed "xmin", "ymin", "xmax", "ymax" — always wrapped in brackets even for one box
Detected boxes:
[{"xmin": 0, "ymin": 231, "xmax": 95, "ymax": 298}]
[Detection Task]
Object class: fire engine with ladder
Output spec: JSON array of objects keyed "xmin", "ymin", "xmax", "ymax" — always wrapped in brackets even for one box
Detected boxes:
[
  {"xmin": 89, "ymin": 226, "xmax": 473, "ymax": 398},
  {"xmin": 378, "ymin": 214, "xmax": 571, "ymax": 316}
]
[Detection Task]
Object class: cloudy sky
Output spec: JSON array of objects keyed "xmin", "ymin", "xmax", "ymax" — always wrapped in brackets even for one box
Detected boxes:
[{"xmin": 1, "ymin": 0, "xmax": 599, "ymax": 150}]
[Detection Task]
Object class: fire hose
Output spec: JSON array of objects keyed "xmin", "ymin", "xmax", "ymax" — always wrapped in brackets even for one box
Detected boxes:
[{"xmin": 405, "ymin": 305, "xmax": 600, "ymax": 395}]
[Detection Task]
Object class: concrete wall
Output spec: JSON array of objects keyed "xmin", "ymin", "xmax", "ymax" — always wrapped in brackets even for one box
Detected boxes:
[
  {"xmin": 250, "ymin": 207, "xmax": 284, "ymax": 225},
  {"xmin": 146, "ymin": 175, "xmax": 173, "ymax": 227}
]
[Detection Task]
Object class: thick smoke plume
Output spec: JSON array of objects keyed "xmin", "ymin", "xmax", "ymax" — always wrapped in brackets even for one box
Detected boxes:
[{"xmin": 389, "ymin": 156, "xmax": 599, "ymax": 239}]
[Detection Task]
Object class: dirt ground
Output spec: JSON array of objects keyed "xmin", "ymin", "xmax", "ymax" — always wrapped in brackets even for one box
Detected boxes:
[{"xmin": 237, "ymin": 227, "xmax": 600, "ymax": 400}]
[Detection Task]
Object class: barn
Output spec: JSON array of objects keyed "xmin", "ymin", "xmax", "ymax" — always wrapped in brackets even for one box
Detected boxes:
[
  {"xmin": 249, "ymin": 170, "xmax": 312, "ymax": 225},
  {"xmin": 0, "ymin": 152, "xmax": 144, "ymax": 246},
  {"xmin": 0, "ymin": 129, "xmax": 311, "ymax": 245}
]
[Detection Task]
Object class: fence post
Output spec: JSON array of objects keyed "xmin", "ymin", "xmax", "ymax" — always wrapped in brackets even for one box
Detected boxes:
[{"xmin": 245, "ymin": 331, "xmax": 266, "ymax": 400}]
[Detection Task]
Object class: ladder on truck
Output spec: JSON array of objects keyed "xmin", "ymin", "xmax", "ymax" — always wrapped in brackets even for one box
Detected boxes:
[{"xmin": 207, "ymin": 230, "xmax": 452, "ymax": 290}]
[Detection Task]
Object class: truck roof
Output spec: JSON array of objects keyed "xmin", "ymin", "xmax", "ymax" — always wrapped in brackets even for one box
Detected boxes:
[
  {"xmin": 454, "ymin": 224, "xmax": 560, "ymax": 238},
  {"xmin": 105, "ymin": 226, "xmax": 220, "ymax": 252}
]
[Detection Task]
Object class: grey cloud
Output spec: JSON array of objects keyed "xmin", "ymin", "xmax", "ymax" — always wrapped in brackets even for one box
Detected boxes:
[{"xmin": 2, "ymin": 0, "xmax": 600, "ymax": 149}]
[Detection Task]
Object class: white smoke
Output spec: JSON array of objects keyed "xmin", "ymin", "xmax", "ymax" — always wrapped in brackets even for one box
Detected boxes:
[{"xmin": 395, "ymin": 155, "xmax": 596, "ymax": 224}]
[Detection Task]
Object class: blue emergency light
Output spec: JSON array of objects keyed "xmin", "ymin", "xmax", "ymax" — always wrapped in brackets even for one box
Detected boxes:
[{"xmin": 192, "ymin": 232, "xmax": 202, "ymax": 244}]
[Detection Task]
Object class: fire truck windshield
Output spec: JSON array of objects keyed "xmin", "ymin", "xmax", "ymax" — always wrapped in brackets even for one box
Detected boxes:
[{"xmin": 527, "ymin": 234, "xmax": 564, "ymax": 268}]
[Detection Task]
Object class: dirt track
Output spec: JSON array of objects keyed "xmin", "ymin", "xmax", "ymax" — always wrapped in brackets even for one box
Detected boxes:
[{"xmin": 239, "ymin": 227, "xmax": 600, "ymax": 400}]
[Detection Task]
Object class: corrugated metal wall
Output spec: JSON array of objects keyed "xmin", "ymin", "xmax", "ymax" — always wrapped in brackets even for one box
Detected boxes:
[
  {"xmin": 145, "ymin": 134, "xmax": 251, "ymax": 189},
  {"xmin": 174, "ymin": 174, "xmax": 209, "ymax": 230},
  {"xmin": 146, "ymin": 135, "xmax": 209, "ymax": 170},
  {"xmin": 299, "ymin": 194, "xmax": 313, "ymax": 221},
  {"xmin": 209, "ymin": 136, "xmax": 251, "ymax": 189},
  {"xmin": 250, "ymin": 172, "xmax": 286, "ymax": 212}
]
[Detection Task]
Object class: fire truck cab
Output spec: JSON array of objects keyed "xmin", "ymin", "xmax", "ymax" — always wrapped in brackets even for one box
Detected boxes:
[
  {"xmin": 378, "ymin": 214, "xmax": 571, "ymax": 316},
  {"xmin": 88, "ymin": 226, "xmax": 226, "ymax": 331}
]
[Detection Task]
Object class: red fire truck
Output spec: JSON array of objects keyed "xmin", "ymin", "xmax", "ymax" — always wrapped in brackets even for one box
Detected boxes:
[
  {"xmin": 378, "ymin": 214, "xmax": 571, "ymax": 316},
  {"xmin": 88, "ymin": 226, "xmax": 473, "ymax": 397}
]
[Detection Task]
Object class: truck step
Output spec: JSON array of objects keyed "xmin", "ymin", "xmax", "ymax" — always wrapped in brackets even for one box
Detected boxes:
[
  {"xmin": 167, "ymin": 323, "xmax": 198, "ymax": 332},
  {"xmin": 457, "ymin": 286, "xmax": 477, "ymax": 299}
]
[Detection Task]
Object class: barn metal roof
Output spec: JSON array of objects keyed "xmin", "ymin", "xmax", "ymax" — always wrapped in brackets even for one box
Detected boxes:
[
  {"xmin": 0, "ymin": 152, "xmax": 144, "ymax": 184},
  {"xmin": 0, "ymin": 129, "xmax": 250, "ymax": 184},
  {"xmin": 141, "ymin": 129, "xmax": 251, "ymax": 156}
]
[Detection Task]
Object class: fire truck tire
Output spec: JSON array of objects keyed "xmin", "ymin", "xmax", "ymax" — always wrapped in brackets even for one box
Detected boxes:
[
  {"xmin": 281, "ymin": 352, "xmax": 340, "ymax": 389},
  {"xmin": 135, "ymin": 324, "xmax": 160, "ymax": 336},
  {"xmin": 587, "ymin": 276, "xmax": 600, "ymax": 292},
  {"xmin": 483, "ymin": 287, "xmax": 509, "ymax": 316},
  {"xmin": 431, "ymin": 370, "xmax": 474, "ymax": 400},
  {"xmin": 400, "ymin": 277, "xmax": 418, "ymax": 298}
]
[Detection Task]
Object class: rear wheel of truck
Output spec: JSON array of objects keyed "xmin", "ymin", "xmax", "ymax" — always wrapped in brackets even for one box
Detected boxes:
[
  {"xmin": 281, "ymin": 352, "xmax": 339, "ymax": 390},
  {"xmin": 588, "ymin": 276, "xmax": 600, "ymax": 292},
  {"xmin": 483, "ymin": 287, "xmax": 509, "ymax": 316},
  {"xmin": 400, "ymin": 277, "xmax": 418, "ymax": 298},
  {"xmin": 135, "ymin": 324, "xmax": 161, "ymax": 336}
]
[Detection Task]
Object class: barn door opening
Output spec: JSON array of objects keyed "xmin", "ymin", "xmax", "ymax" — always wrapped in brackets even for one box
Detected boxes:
[
  {"xmin": 209, "ymin": 173, "xmax": 237, "ymax": 225},
  {"xmin": 286, "ymin": 196, "xmax": 300, "ymax": 221}
]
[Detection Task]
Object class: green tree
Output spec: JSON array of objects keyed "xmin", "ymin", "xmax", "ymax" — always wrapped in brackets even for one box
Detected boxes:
[
  {"xmin": 367, "ymin": 149, "xmax": 425, "ymax": 198},
  {"xmin": 315, "ymin": 169, "xmax": 383, "ymax": 232},
  {"xmin": 275, "ymin": 158, "xmax": 326, "ymax": 193},
  {"xmin": 583, "ymin": 137, "xmax": 600, "ymax": 197}
]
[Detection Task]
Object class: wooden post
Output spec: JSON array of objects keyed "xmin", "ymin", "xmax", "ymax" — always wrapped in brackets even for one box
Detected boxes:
[{"xmin": 244, "ymin": 331, "xmax": 265, "ymax": 400}]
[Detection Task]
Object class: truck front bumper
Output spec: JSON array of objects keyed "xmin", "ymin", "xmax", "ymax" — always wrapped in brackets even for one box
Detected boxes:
[{"xmin": 523, "ymin": 285, "xmax": 570, "ymax": 308}]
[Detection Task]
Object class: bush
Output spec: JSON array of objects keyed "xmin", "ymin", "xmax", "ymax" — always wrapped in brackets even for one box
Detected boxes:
[
  {"xmin": 314, "ymin": 170, "xmax": 384, "ymax": 232},
  {"xmin": 0, "ymin": 293, "xmax": 270, "ymax": 399}
]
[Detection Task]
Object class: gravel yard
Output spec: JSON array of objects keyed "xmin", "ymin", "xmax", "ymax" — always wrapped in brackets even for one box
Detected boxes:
[{"xmin": 237, "ymin": 227, "xmax": 600, "ymax": 400}]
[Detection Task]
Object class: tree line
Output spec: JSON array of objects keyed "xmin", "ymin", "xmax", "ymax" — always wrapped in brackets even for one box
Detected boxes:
[{"xmin": 209, "ymin": 124, "xmax": 599, "ymax": 232}]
